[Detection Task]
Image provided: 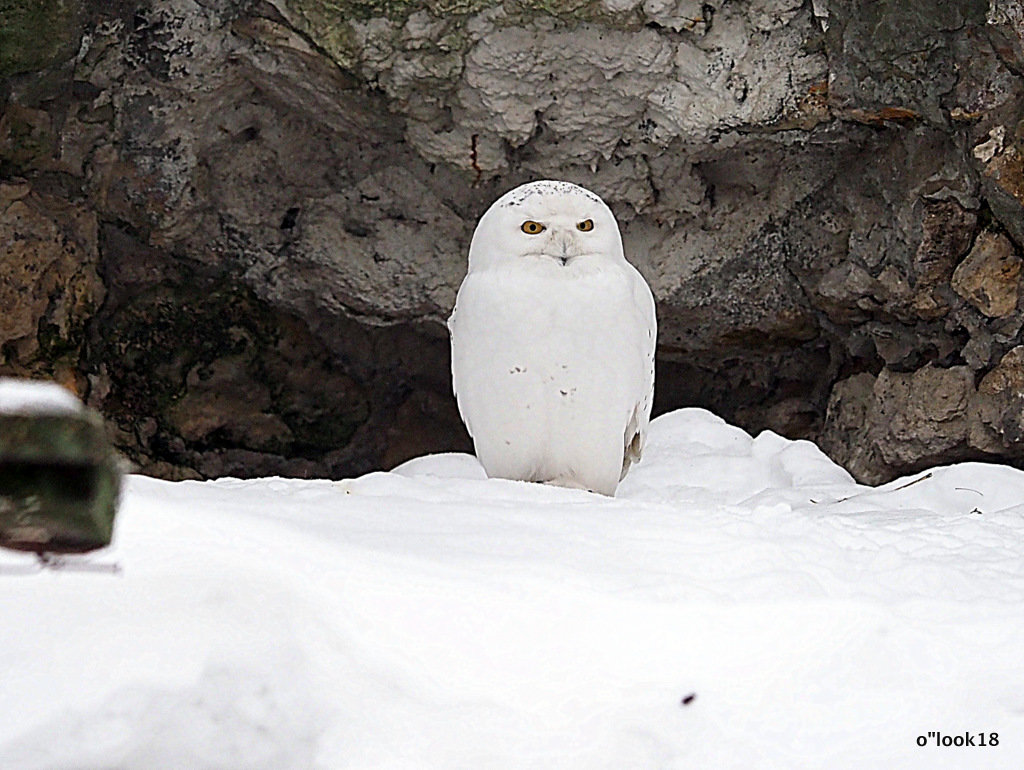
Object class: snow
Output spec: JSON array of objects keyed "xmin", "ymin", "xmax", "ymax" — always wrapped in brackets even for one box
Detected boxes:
[
  {"xmin": 1, "ymin": 407, "xmax": 1022, "ymax": 768},
  {"xmin": 0, "ymin": 378, "xmax": 83, "ymax": 415}
]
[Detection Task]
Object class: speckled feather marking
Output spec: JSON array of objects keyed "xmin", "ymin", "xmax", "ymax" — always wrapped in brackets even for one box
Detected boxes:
[{"xmin": 499, "ymin": 180, "xmax": 603, "ymax": 208}]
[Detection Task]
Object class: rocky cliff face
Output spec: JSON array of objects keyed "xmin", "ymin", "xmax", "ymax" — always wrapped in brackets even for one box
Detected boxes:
[{"xmin": 2, "ymin": 0, "xmax": 1023, "ymax": 483}]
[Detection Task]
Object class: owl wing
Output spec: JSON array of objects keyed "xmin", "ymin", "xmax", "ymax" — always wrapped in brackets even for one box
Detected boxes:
[
  {"xmin": 447, "ymin": 283, "xmax": 475, "ymax": 441},
  {"xmin": 620, "ymin": 264, "xmax": 657, "ymax": 480}
]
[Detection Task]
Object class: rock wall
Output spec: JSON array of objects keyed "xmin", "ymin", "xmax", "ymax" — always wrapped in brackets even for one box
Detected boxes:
[{"xmin": 2, "ymin": 0, "xmax": 1024, "ymax": 483}]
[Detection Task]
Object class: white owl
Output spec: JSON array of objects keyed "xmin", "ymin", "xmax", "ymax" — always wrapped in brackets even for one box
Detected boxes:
[{"xmin": 448, "ymin": 180, "xmax": 657, "ymax": 496}]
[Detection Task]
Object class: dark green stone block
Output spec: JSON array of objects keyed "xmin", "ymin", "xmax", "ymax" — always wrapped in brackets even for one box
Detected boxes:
[{"xmin": 0, "ymin": 409, "xmax": 121, "ymax": 554}]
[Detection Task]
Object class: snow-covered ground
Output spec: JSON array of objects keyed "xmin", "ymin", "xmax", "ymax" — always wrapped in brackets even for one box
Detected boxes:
[{"xmin": 1, "ymin": 407, "xmax": 1022, "ymax": 768}]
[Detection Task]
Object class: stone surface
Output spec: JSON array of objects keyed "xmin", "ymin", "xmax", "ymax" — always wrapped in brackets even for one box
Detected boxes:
[
  {"xmin": 972, "ymin": 345, "xmax": 1024, "ymax": 452},
  {"xmin": 0, "ymin": 0, "xmax": 82, "ymax": 79},
  {"xmin": 3, "ymin": 0, "xmax": 1024, "ymax": 483},
  {"xmin": 978, "ymin": 138, "xmax": 1024, "ymax": 248},
  {"xmin": 951, "ymin": 230, "xmax": 1022, "ymax": 317},
  {"xmin": 821, "ymin": 366, "xmax": 979, "ymax": 484},
  {"xmin": 0, "ymin": 183, "xmax": 103, "ymax": 394},
  {"xmin": 826, "ymin": 0, "xmax": 985, "ymax": 125},
  {"xmin": 823, "ymin": 345, "xmax": 1024, "ymax": 483}
]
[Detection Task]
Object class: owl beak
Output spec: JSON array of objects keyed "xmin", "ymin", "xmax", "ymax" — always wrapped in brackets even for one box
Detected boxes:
[{"xmin": 556, "ymin": 234, "xmax": 572, "ymax": 266}]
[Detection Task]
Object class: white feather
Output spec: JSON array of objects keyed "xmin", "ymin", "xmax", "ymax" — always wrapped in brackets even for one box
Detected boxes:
[{"xmin": 448, "ymin": 180, "xmax": 656, "ymax": 496}]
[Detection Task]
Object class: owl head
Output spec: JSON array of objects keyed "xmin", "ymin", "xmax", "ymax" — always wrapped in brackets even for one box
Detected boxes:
[{"xmin": 468, "ymin": 180, "xmax": 625, "ymax": 271}]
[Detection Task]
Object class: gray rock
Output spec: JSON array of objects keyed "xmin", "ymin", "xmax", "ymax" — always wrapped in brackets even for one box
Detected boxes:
[
  {"xmin": 971, "ymin": 345, "xmax": 1024, "ymax": 452},
  {"xmin": 820, "ymin": 372, "xmax": 885, "ymax": 483},
  {"xmin": 821, "ymin": 366, "xmax": 978, "ymax": 484},
  {"xmin": 2, "ymin": 0, "xmax": 1024, "ymax": 483},
  {"xmin": 977, "ymin": 140, "xmax": 1024, "ymax": 250},
  {"xmin": 870, "ymin": 365, "xmax": 975, "ymax": 468}
]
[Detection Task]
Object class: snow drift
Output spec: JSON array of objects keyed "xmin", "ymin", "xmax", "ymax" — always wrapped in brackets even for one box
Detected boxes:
[{"xmin": 1, "ymin": 408, "xmax": 1021, "ymax": 768}]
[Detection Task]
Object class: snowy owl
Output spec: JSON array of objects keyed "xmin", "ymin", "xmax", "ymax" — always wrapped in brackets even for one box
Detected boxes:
[{"xmin": 448, "ymin": 180, "xmax": 657, "ymax": 496}]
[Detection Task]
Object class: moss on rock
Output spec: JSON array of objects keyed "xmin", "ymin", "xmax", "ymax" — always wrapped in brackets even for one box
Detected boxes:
[{"xmin": 0, "ymin": 0, "xmax": 81, "ymax": 79}]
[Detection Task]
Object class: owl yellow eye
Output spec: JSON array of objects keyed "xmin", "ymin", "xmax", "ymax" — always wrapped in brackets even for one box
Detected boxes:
[
  {"xmin": 576, "ymin": 219, "xmax": 594, "ymax": 232},
  {"xmin": 521, "ymin": 220, "xmax": 545, "ymax": 235}
]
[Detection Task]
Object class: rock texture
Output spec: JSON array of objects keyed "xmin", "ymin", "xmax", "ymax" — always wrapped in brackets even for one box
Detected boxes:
[
  {"xmin": 2, "ymin": 0, "xmax": 1024, "ymax": 483},
  {"xmin": 952, "ymin": 229, "xmax": 1022, "ymax": 317}
]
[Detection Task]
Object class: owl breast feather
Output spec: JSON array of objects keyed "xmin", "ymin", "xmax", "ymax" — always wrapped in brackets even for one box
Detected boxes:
[{"xmin": 449, "ymin": 260, "xmax": 652, "ymax": 496}]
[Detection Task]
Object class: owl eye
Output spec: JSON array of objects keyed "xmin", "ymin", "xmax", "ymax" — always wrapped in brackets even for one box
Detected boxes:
[
  {"xmin": 576, "ymin": 219, "xmax": 594, "ymax": 232},
  {"xmin": 521, "ymin": 221, "xmax": 545, "ymax": 235}
]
